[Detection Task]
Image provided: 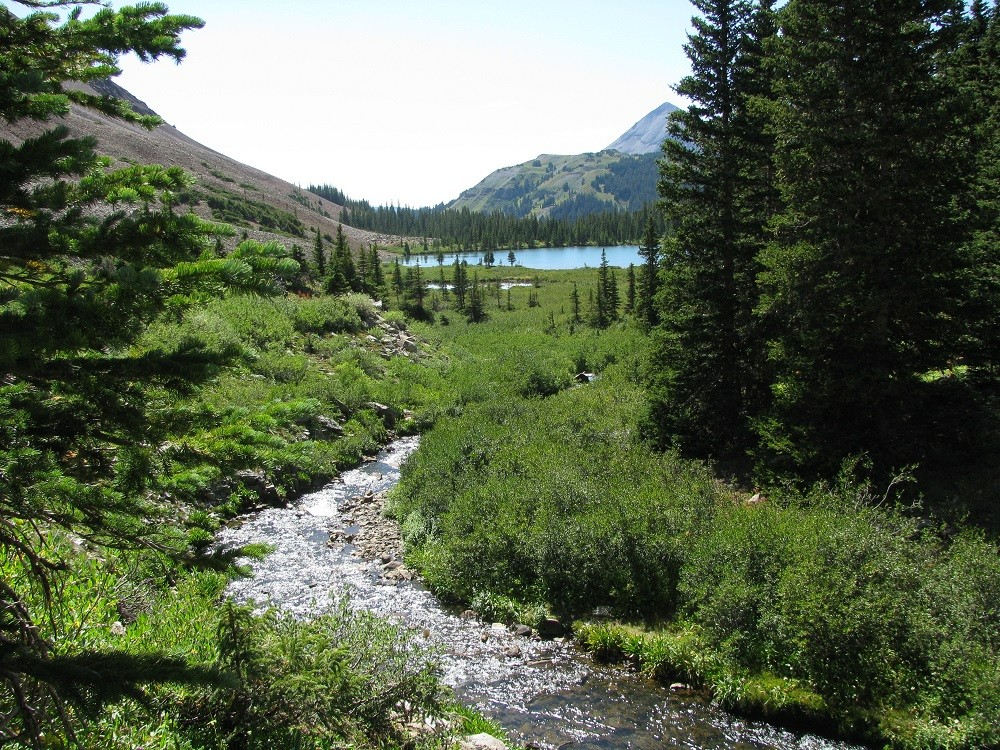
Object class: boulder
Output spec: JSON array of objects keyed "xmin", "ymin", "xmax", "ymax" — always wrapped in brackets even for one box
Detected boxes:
[
  {"xmin": 459, "ymin": 733, "xmax": 507, "ymax": 750},
  {"xmin": 367, "ymin": 402, "xmax": 399, "ymax": 428},
  {"xmin": 309, "ymin": 414, "xmax": 344, "ymax": 439},
  {"xmin": 537, "ymin": 617, "xmax": 565, "ymax": 638},
  {"xmin": 235, "ymin": 469, "xmax": 280, "ymax": 505},
  {"xmin": 514, "ymin": 624, "xmax": 533, "ymax": 637}
]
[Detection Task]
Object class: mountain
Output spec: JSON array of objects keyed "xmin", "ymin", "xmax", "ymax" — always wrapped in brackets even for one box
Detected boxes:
[
  {"xmin": 446, "ymin": 101, "xmax": 679, "ymax": 218},
  {"xmin": 446, "ymin": 151, "xmax": 659, "ymax": 219},
  {"xmin": 605, "ymin": 101, "xmax": 681, "ymax": 155},
  {"xmin": 0, "ymin": 79, "xmax": 394, "ymax": 251}
]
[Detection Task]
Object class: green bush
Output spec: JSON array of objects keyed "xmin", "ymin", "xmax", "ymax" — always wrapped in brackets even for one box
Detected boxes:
[{"xmin": 188, "ymin": 601, "xmax": 446, "ymax": 749}]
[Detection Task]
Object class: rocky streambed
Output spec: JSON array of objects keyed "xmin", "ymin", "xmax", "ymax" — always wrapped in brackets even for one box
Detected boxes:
[{"xmin": 215, "ymin": 437, "xmax": 860, "ymax": 750}]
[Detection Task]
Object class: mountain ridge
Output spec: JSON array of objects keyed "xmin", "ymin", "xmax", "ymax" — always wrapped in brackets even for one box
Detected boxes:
[
  {"xmin": 446, "ymin": 101, "xmax": 679, "ymax": 218},
  {"xmin": 605, "ymin": 101, "xmax": 681, "ymax": 155},
  {"xmin": 0, "ymin": 79, "xmax": 401, "ymax": 251}
]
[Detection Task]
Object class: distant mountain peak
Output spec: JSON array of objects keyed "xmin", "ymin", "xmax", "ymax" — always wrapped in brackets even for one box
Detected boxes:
[{"xmin": 605, "ymin": 101, "xmax": 680, "ymax": 155}]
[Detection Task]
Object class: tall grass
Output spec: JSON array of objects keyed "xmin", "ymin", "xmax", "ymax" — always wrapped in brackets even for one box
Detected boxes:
[{"xmin": 388, "ymin": 268, "xmax": 1000, "ymax": 749}]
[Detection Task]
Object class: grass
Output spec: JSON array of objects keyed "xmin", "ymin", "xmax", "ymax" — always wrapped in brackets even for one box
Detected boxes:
[
  {"xmin": 4, "ymin": 283, "xmax": 504, "ymax": 749},
  {"xmin": 13, "ymin": 256, "xmax": 1000, "ymax": 749},
  {"xmin": 384, "ymin": 265, "xmax": 1000, "ymax": 750}
]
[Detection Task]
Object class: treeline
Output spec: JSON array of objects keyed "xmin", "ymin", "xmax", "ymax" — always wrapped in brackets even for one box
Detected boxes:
[
  {"xmin": 589, "ymin": 152, "xmax": 660, "ymax": 207},
  {"xmin": 648, "ymin": 0, "xmax": 1000, "ymax": 491},
  {"xmin": 306, "ymin": 183, "xmax": 662, "ymax": 248}
]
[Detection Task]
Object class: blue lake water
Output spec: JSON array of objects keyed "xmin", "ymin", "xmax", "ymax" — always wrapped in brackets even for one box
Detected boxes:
[{"xmin": 397, "ymin": 245, "xmax": 642, "ymax": 270}]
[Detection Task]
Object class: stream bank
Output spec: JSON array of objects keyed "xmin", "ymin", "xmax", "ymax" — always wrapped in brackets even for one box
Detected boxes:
[{"xmin": 215, "ymin": 437, "xmax": 860, "ymax": 750}]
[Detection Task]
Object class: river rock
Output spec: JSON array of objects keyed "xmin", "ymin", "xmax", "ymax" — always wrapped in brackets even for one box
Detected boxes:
[
  {"xmin": 460, "ymin": 733, "xmax": 507, "ymax": 750},
  {"xmin": 235, "ymin": 469, "xmax": 280, "ymax": 506},
  {"xmin": 308, "ymin": 414, "xmax": 344, "ymax": 439},
  {"xmin": 505, "ymin": 644, "xmax": 522, "ymax": 658},
  {"xmin": 515, "ymin": 624, "xmax": 533, "ymax": 637},
  {"xmin": 367, "ymin": 401, "xmax": 399, "ymax": 428},
  {"xmin": 670, "ymin": 682, "xmax": 693, "ymax": 692},
  {"xmin": 537, "ymin": 617, "xmax": 565, "ymax": 638},
  {"xmin": 491, "ymin": 622, "xmax": 507, "ymax": 633},
  {"xmin": 460, "ymin": 609, "xmax": 479, "ymax": 620}
]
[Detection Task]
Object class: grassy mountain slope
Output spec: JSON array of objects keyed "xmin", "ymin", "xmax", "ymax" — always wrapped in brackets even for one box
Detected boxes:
[
  {"xmin": 0, "ymin": 80, "xmax": 397, "ymax": 251},
  {"xmin": 447, "ymin": 150, "xmax": 659, "ymax": 219},
  {"xmin": 446, "ymin": 100, "xmax": 679, "ymax": 219}
]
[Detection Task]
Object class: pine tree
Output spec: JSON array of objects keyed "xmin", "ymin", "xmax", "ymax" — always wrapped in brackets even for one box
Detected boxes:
[
  {"xmin": 951, "ymin": 3, "xmax": 1000, "ymax": 379},
  {"xmin": 391, "ymin": 259, "xmax": 404, "ymax": 303},
  {"xmin": 625, "ymin": 264, "xmax": 637, "ymax": 314},
  {"xmin": 757, "ymin": 0, "xmax": 971, "ymax": 475},
  {"xmin": 636, "ymin": 216, "xmax": 661, "ymax": 330},
  {"xmin": 402, "ymin": 265, "xmax": 426, "ymax": 316},
  {"xmin": 439, "ymin": 266, "xmax": 449, "ymax": 298},
  {"xmin": 608, "ymin": 270, "xmax": 620, "ymax": 321},
  {"xmin": 570, "ymin": 282, "xmax": 582, "ymax": 323},
  {"xmin": 646, "ymin": 0, "xmax": 772, "ymax": 458},
  {"xmin": 333, "ymin": 223, "xmax": 357, "ymax": 292},
  {"xmin": 367, "ymin": 245, "xmax": 385, "ymax": 298},
  {"xmin": 0, "ymin": 3, "xmax": 296, "ymax": 742},
  {"xmin": 313, "ymin": 226, "xmax": 325, "ymax": 279},
  {"xmin": 466, "ymin": 272, "xmax": 487, "ymax": 322},
  {"xmin": 453, "ymin": 258, "xmax": 469, "ymax": 310},
  {"xmin": 355, "ymin": 243, "xmax": 369, "ymax": 291}
]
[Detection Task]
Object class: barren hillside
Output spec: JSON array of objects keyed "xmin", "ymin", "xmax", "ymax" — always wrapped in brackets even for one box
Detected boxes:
[{"xmin": 0, "ymin": 80, "xmax": 406, "ymax": 253}]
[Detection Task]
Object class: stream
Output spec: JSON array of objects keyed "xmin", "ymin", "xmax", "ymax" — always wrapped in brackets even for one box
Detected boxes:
[{"xmin": 215, "ymin": 437, "xmax": 860, "ymax": 750}]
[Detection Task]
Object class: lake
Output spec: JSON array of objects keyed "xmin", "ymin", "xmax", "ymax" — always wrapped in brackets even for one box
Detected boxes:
[{"xmin": 397, "ymin": 245, "xmax": 643, "ymax": 270}]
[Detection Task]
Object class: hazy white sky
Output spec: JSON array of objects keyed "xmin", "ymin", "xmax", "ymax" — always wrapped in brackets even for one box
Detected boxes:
[{"xmin": 111, "ymin": 1, "xmax": 695, "ymax": 207}]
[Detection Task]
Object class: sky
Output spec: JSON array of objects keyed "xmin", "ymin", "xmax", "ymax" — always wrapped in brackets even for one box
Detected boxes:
[{"xmin": 109, "ymin": 1, "xmax": 696, "ymax": 207}]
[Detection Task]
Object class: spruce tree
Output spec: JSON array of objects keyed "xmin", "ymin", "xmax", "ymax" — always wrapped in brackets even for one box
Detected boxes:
[
  {"xmin": 333, "ymin": 223, "xmax": 357, "ymax": 292},
  {"xmin": 391, "ymin": 259, "xmax": 404, "ymax": 304},
  {"xmin": 402, "ymin": 265, "xmax": 426, "ymax": 316},
  {"xmin": 313, "ymin": 226, "xmax": 325, "ymax": 279},
  {"xmin": 625, "ymin": 264, "xmax": 637, "ymax": 315},
  {"xmin": 757, "ymin": 0, "xmax": 971, "ymax": 475},
  {"xmin": 0, "ymin": 2, "xmax": 297, "ymax": 742},
  {"xmin": 636, "ymin": 216, "xmax": 661, "ymax": 330},
  {"xmin": 647, "ymin": 0, "xmax": 770, "ymax": 458},
  {"xmin": 466, "ymin": 272, "xmax": 487, "ymax": 322},
  {"xmin": 951, "ymin": 3, "xmax": 1000, "ymax": 379},
  {"xmin": 368, "ymin": 245, "xmax": 385, "ymax": 298},
  {"xmin": 452, "ymin": 258, "xmax": 469, "ymax": 310}
]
